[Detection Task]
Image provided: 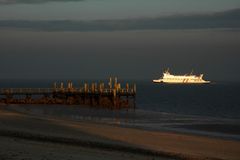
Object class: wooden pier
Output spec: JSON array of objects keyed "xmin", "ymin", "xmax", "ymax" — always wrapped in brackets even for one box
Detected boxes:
[{"xmin": 0, "ymin": 78, "xmax": 136, "ymax": 109}]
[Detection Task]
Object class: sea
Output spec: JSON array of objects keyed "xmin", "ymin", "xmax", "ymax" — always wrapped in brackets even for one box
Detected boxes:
[{"xmin": 1, "ymin": 79, "xmax": 240, "ymax": 140}]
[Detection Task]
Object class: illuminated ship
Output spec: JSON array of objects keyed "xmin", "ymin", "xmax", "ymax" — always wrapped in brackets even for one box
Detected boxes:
[{"xmin": 153, "ymin": 69, "xmax": 210, "ymax": 84}]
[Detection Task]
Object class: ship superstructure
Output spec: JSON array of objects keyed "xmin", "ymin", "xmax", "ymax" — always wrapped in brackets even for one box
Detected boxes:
[{"xmin": 153, "ymin": 69, "xmax": 210, "ymax": 84}]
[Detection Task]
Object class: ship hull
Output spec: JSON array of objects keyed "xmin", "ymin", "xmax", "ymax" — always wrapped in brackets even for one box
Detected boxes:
[
  {"xmin": 153, "ymin": 81, "xmax": 210, "ymax": 84},
  {"xmin": 153, "ymin": 79, "xmax": 210, "ymax": 84}
]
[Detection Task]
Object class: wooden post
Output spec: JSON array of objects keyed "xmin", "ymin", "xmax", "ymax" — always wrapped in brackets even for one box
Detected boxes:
[
  {"xmin": 114, "ymin": 77, "xmax": 118, "ymax": 89},
  {"xmin": 60, "ymin": 82, "xmax": 64, "ymax": 91},
  {"xmin": 126, "ymin": 83, "xmax": 129, "ymax": 93},
  {"xmin": 113, "ymin": 89, "xmax": 116, "ymax": 98},
  {"xmin": 67, "ymin": 81, "xmax": 70, "ymax": 90},
  {"xmin": 84, "ymin": 83, "xmax": 88, "ymax": 93},
  {"xmin": 109, "ymin": 77, "xmax": 112, "ymax": 89},
  {"xmin": 95, "ymin": 83, "xmax": 97, "ymax": 93},
  {"xmin": 117, "ymin": 83, "xmax": 121, "ymax": 92},
  {"xmin": 113, "ymin": 88, "xmax": 117, "ymax": 107},
  {"xmin": 91, "ymin": 83, "xmax": 95, "ymax": 93},
  {"xmin": 133, "ymin": 83, "xmax": 136, "ymax": 94},
  {"xmin": 68, "ymin": 81, "xmax": 73, "ymax": 91},
  {"xmin": 99, "ymin": 82, "xmax": 104, "ymax": 94}
]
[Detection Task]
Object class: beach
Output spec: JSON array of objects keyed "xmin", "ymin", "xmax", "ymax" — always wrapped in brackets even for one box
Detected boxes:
[
  {"xmin": 0, "ymin": 105, "xmax": 240, "ymax": 160},
  {"xmin": 1, "ymin": 0, "xmax": 240, "ymax": 159}
]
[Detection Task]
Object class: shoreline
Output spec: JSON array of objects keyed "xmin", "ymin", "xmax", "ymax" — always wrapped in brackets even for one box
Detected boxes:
[
  {"xmin": 1, "ymin": 106, "xmax": 240, "ymax": 160},
  {"xmin": 3, "ymin": 104, "xmax": 240, "ymax": 141}
]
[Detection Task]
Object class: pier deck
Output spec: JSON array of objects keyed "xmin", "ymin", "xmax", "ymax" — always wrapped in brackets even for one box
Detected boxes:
[{"xmin": 0, "ymin": 78, "xmax": 136, "ymax": 109}]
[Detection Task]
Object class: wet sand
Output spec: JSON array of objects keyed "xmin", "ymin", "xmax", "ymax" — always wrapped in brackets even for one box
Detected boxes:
[
  {"xmin": 0, "ymin": 106, "xmax": 240, "ymax": 160},
  {"xmin": 172, "ymin": 124, "xmax": 240, "ymax": 135}
]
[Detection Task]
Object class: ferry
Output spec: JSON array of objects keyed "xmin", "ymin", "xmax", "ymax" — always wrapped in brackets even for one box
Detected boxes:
[{"xmin": 153, "ymin": 69, "xmax": 210, "ymax": 84}]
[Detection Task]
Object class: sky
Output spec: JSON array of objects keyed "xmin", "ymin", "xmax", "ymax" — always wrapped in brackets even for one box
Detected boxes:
[
  {"xmin": 0, "ymin": 0, "xmax": 240, "ymax": 20},
  {"xmin": 0, "ymin": 0, "xmax": 240, "ymax": 81}
]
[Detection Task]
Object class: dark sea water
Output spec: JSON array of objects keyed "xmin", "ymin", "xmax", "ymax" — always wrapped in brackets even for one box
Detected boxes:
[
  {"xmin": 1, "ymin": 79, "xmax": 240, "ymax": 140},
  {"xmin": 137, "ymin": 81, "xmax": 240, "ymax": 119}
]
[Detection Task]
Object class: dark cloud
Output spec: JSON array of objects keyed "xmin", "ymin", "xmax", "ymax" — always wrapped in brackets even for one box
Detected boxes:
[
  {"xmin": 0, "ymin": 0, "xmax": 84, "ymax": 5},
  {"xmin": 0, "ymin": 8, "xmax": 240, "ymax": 31},
  {"xmin": 0, "ymin": 29, "xmax": 240, "ymax": 80}
]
